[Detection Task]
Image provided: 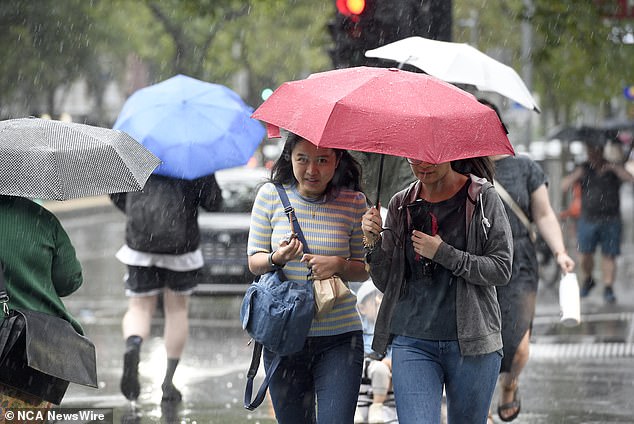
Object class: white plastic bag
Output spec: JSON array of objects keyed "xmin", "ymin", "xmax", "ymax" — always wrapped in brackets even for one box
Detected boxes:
[{"xmin": 559, "ymin": 273, "xmax": 581, "ymax": 327}]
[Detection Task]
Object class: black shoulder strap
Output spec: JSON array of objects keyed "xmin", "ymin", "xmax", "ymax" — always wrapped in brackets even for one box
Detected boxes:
[
  {"xmin": 0, "ymin": 260, "xmax": 10, "ymax": 316},
  {"xmin": 273, "ymin": 183, "xmax": 311, "ymax": 254},
  {"xmin": 243, "ymin": 184, "xmax": 310, "ymax": 411},
  {"xmin": 243, "ymin": 342, "xmax": 282, "ymax": 410},
  {"xmin": 0, "ymin": 260, "xmax": 7, "ymax": 298},
  {"xmin": 244, "ymin": 183, "xmax": 310, "ymax": 411}
]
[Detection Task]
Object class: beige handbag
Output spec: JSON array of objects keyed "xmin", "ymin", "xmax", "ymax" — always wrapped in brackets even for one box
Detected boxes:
[{"xmin": 313, "ymin": 275, "xmax": 350, "ymax": 320}]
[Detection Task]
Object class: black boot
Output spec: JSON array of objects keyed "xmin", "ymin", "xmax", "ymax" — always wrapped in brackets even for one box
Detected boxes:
[
  {"xmin": 121, "ymin": 336, "xmax": 142, "ymax": 401},
  {"xmin": 604, "ymin": 286, "xmax": 617, "ymax": 304},
  {"xmin": 161, "ymin": 358, "xmax": 182, "ymax": 403},
  {"xmin": 579, "ymin": 277, "xmax": 595, "ymax": 297}
]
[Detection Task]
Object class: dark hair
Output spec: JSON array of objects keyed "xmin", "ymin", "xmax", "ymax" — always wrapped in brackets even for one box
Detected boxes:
[
  {"xmin": 452, "ymin": 157, "xmax": 496, "ymax": 182},
  {"xmin": 270, "ymin": 132, "xmax": 364, "ymax": 193},
  {"xmin": 477, "ymin": 98, "xmax": 508, "ymax": 134}
]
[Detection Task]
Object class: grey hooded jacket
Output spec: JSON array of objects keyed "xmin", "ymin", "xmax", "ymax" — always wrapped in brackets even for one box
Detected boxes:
[{"xmin": 367, "ymin": 175, "xmax": 513, "ymax": 356}]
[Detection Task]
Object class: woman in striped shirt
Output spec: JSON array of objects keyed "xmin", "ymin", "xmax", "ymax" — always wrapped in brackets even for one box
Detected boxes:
[{"xmin": 247, "ymin": 132, "xmax": 369, "ymax": 423}]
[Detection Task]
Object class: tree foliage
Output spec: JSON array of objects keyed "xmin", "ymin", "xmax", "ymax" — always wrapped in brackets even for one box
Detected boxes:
[
  {"xmin": 3, "ymin": 0, "xmax": 632, "ymax": 129},
  {"xmin": 0, "ymin": 0, "xmax": 334, "ymax": 121},
  {"xmin": 0, "ymin": 0, "xmax": 97, "ymax": 116},
  {"xmin": 454, "ymin": 0, "xmax": 634, "ymax": 128}
]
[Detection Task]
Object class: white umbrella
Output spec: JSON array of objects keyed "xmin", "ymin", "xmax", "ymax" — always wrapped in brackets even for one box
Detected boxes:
[
  {"xmin": 0, "ymin": 118, "xmax": 161, "ymax": 200},
  {"xmin": 365, "ymin": 36, "xmax": 540, "ymax": 112}
]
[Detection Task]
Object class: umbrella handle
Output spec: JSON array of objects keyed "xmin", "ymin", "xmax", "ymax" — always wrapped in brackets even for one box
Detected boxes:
[{"xmin": 375, "ymin": 154, "xmax": 384, "ymax": 207}]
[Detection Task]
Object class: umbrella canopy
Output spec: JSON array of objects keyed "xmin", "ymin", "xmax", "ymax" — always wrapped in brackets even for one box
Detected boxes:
[
  {"xmin": 113, "ymin": 74, "xmax": 265, "ymax": 180},
  {"xmin": 0, "ymin": 118, "xmax": 160, "ymax": 201},
  {"xmin": 548, "ymin": 126, "xmax": 617, "ymax": 146},
  {"xmin": 252, "ymin": 66, "xmax": 514, "ymax": 164},
  {"xmin": 365, "ymin": 36, "xmax": 540, "ymax": 112}
]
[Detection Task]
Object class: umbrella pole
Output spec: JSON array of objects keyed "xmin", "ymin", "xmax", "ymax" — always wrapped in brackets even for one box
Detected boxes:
[
  {"xmin": 397, "ymin": 56, "xmax": 413, "ymax": 70},
  {"xmin": 375, "ymin": 154, "xmax": 384, "ymax": 207}
]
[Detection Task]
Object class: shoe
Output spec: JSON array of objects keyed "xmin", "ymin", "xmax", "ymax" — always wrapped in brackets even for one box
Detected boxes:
[
  {"xmin": 497, "ymin": 385, "xmax": 521, "ymax": 422},
  {"xmin": 161, "ymin": 383, "xmax": 183, "ymax": 403},
  {"xmin": 120, "ymin": 345, "xmax": 140, "ymax": 401},
  {"xmin": 368, "ymin": 403, "xmax": 388, "ymax": 424},
  {"xmin": 353, "ymin": 406, "xmax": 366, "ymax": 423},
  {"xmin": 579, "ymin": 277, "xmax": 596, "ymax": 297},
  {"xmin": 604, "ymin": 287, "xmax": 617, "ymax": 304},
  {"xmin": 487, "ymin": 412, "xmax": 495, "ymax": 424},
  {"xmin": 120, "ymin": 409, "xmax": 140, "ymax": 424},
  {"xmin": 160, "ymin": 397, "xmax": 180, "ymax": 423}
]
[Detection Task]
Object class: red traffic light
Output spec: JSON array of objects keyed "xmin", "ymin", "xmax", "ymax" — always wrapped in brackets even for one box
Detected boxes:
[{"xmin": 336, "ymin": 0, "xmax": 366, "ymax": 16}]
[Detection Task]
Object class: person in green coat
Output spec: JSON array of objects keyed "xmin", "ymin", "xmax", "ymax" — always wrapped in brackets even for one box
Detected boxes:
[{"xmin": 0, "ymin": 195, "xmax": 83, "ymax": 409}]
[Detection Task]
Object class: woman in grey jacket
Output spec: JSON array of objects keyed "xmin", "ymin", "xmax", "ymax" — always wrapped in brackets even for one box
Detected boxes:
[{"xmin": 361, "ymin": 157, "xmax": 513, "ymax": 424}]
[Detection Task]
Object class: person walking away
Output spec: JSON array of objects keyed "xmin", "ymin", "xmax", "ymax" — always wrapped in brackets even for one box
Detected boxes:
[
  {"xmin": 111, "ymin": 173, "xmax": 222, "ymax": 403},
  {"xmin": 479, "ymin": 98, "xmax": 576, "ymax": 422},
  {"xmin": 354, "ymin": 280, "xmax": 394, "ymax": 424},
  {"xmin": 247, "ymin": 132, "xmax": 369, "ymax": 423},
  {"xmin": 561, "ymin": 142, "xmax": 634, "ymax": 304},
  {"xmin": 491, "ymin": 154, "xmax": 575, "ymax": 421},
  {"xmin": 361, "ymin": 155, "xmax": 513, "ymax": 424},
  {"xmin": 0, "ymin": 195, "xmax": 83, "ymax": 411}
]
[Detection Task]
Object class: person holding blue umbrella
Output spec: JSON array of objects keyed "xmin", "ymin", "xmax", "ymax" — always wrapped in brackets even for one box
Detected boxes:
[{"xmin": 112, "ymin": 74, "xmax": 264, "ymax": 403}]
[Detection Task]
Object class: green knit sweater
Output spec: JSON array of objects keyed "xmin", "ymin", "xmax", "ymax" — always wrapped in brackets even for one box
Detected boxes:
[{"xmin": 0, "ymin": 196, "xmax": 83, "ymax": 334}]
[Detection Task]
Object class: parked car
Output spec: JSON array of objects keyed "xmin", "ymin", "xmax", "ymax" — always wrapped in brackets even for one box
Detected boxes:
[{"xmin": 193, "ymin": 166, "xmax": 269, "ymax": 295}]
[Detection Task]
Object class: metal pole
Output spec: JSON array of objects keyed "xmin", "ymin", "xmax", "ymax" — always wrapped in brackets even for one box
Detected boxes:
[{"xmin": 521, "ymin": 0, "xmax": 535, "ymax": 148}]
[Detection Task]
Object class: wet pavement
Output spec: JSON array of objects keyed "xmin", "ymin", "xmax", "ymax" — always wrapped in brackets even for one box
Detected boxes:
[{"xmin": 45, "ymin": 197, "xmax": 634, "ymax": 423}]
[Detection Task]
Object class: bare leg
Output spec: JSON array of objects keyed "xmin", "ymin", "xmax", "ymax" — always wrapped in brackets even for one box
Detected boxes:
[
  {"xmin": 579, "ymin": 252, "xmax": 597, "ymax": 297},
  {"xmin": 580, "ymin": 253, "xmax": 594, "ymax": 282},
  {"xmin": 121, "ymin": 295, "xmax": 157, "ymax": 400},
  {"xmin": 161, "ymin": 289, "xmax": 190, "ymax": 402},
  {"xmin": 163, "ymin": 289, "xmax": 190, "ymax": 358},
  {"xmin": 601, "ymin": 255, "xmax": 617, "ymax": 303},
  {"xmin": 122, "ymin": 295, "xmax": 158, "ymax": 340},
  {"xmin": 601, "ymin": 255, "xmax": 616, "ymax": 287},
  {"xmin": 498, "ymin": 330, "xmax": 530, "ymax": 420},
  {"xmin": 368, "ymin": 360, "xmax": 391, "ymax": 404}
]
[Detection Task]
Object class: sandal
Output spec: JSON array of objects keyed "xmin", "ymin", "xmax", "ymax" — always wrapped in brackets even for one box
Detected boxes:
[
  {"xmin": 487, "ymin": 412, "xmax": 495, "ymax": 424},
  {"xmin": 497, "ymin": 384, "xmax": 521, "ymax": 422}
]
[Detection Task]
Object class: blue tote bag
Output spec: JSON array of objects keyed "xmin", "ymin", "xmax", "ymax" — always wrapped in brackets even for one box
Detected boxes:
[{"xmin": 240, "ymin": 184, "xmax": 314, "ymax": 410}]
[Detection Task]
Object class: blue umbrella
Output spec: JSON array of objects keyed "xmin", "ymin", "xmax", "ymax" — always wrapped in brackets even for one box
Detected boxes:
[{"xmin": 113, "ymin": 74, "xmax": 265, "ymax": 180}]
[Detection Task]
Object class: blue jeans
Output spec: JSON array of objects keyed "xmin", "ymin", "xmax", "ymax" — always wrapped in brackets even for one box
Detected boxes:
[
  {"xmin": 391, "ymin": 335, "xmax": 502, "ymax": 424},
  {"xmin": 263, "ymin": 331, "xmax": 364, "ymax": 424}
]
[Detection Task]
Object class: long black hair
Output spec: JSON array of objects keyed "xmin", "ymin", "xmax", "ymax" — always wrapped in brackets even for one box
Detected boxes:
[
  {"xmin": 270, "ymin": 132, "xmax": 364, "ymax": 194},
  {"xmin": 452, "ymin": 157, "xmax": 496, "ymax": 182}
]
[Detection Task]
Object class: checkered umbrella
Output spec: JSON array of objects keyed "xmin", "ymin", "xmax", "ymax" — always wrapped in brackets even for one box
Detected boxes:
[{"xmin": 0, "ymin": 117, "xmax": 161, "ymax": 200}]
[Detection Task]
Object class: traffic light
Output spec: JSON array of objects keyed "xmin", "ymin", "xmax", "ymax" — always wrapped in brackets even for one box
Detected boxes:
[
  {"xmin": 336, "ymin": 0, "xmax": 367, "ymax": 18},
  {"xmin": 328, "ymin": 0, "xmax": 453, "ymax": 69},
  {"xmin": 329, "ymin": 0, "xmax": 377, "ymax": 68}
]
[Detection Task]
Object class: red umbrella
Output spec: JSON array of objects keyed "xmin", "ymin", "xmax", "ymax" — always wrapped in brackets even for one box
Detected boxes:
[{"xmin": 252, "ymin": 67, "xmax": 514, "ymax": 202}]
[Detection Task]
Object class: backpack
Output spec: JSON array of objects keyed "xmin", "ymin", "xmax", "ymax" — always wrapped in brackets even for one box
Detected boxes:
[{"xmin": 125, "ymin": 176, "xmax": 189, "ymax": 254}]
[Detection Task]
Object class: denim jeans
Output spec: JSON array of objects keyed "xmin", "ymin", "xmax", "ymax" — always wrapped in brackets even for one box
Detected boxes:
[
  {"xmin": 391, "ymin": 335, "xmax": 502, "ymax": 424},
  {"xmin": 263, "ymin": 331, "xmax": 364, "ymax": 424}
]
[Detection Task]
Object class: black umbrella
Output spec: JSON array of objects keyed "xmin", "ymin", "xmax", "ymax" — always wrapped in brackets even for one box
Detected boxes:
[
  {"xmin": 548, "ymin": 125, "xmax": 619, "ymax": 146},
  {"xmin": 0, "ymin": 117, "xmax": 160, "ymax": 200}
]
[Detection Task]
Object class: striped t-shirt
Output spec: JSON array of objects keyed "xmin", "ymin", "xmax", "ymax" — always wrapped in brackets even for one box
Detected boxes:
[{"xmin": 248, "ymin": 182, "xmax": 368, "ymax": 337}]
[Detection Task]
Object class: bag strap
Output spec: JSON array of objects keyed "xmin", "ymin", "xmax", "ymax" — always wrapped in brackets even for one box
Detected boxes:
[
  {"xmin": 493, "ymin": 179, "xmax": 534, "ymax": 237},
  {"xmin": 0, "ymin": 260, "xmax": 9, "ymax": 317},
  {"xmin": 274, "ymin": 184, "xmax": 311, "ymax": 254},
  {"xmin": 242, "ymin": 184, "xmax": 310, "ymax": 411},
  {"xmin": 243, "ymin": 342, "xmax": 282, "ymax": 410}
]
